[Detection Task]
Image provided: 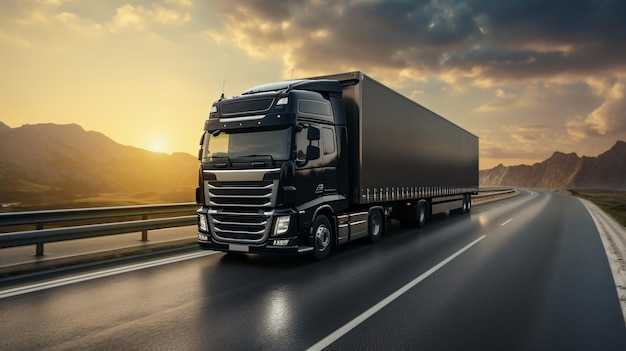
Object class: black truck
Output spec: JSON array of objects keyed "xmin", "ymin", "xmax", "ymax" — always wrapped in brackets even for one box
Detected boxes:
[{"xmin": 196, "ymin": 71, "xmax": 478, "ymax": 259}]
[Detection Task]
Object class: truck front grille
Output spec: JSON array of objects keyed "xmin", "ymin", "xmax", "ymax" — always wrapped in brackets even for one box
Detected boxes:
[
  {"xmin": 206, "ymin": 180, "xmax": 277, "ymax": 244},
  {"xmin": 208, "ymin": 182, "xmax": 273, "ymax": 207}
]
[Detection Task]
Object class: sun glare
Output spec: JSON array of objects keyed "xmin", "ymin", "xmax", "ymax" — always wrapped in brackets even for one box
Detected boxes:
[{"xmin": 148, "ymin": 138, "xmax": 167, "ymax": 153}]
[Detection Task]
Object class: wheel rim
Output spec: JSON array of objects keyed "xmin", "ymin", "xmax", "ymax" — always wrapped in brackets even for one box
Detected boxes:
[
  {"xmin": 418, "ymin": 204, "xmax": 426, "ymax": 223},
  {"xmin": 371, "ymin": 212, "xmax": 381, "ymax": 236},
  {"xmin": 315, "ymin": 224, "xmax": 330, "ymax": 251}
]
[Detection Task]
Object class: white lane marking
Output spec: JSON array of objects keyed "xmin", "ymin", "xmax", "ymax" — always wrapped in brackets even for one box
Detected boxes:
[
  {"xmin": 578, "ymin": 198, "xmax": 626, "ymax": 327},
  {"xmin": 306, "ymin": 235, "xmax": 487, "ymax": 351},
  {"xmin": 500, "ymin": 218, "xmax": 513, "ymax": 226},
  {"xmin": 0, "ymin": 251, "xmax": 217, "ymax": 299}
]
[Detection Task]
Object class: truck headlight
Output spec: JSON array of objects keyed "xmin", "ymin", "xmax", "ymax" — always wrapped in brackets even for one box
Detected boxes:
[
  {"xmin": 273, "ymin": 216, "xmax": 290, "ymax": 236},
  {"xmin": 198, "ymin": 214, "xmax": 209, "ymax": 232}
]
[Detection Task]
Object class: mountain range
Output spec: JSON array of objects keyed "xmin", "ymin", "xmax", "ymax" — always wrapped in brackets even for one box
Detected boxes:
[
  {"xmin": 1, "ymin": 122, "xmax": 624, "ymax": 208},
  {"xmin": 480, "ymin": 140, "xmax": 626, "ymax": 190},
  {"xmin": 0, "ymin": 122, "xmax": 198, "ymax": 207}
]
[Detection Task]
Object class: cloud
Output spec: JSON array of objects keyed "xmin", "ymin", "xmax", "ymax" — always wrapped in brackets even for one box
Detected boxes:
[
  {"xmin": 478, "ymin": 132, "xmax": 552, "ymax": 165},
  {"xmin": 152, "ymin": 3, "xmax": 191, "ymax": 25},
  {"xmin": 0, "ymin": 1, "xmax": 192, "ymax": 40},
  {"xmin": 567, "ymin": 78, "xmax": 626, "ymax": 139},
  {"xmin": 55, "ymin": 11, "xmax": 103, "ymax": 36},
  {"xmin": 107, "ymin": 5, "xmax": 148, "ymax": 32},
  {"xmin": 212, "ymin": 0, "xmax": 626, "ymax": 85},
  {"xmin": 164, "ymin": 0, "xmax": 192, "ymax": 7},
  {"xmin": 213, "ymin": 0, "xmax": 478, "ymax": 78},
  {"xmin": 505, "ymin": 124, "xmax": 548, "ymax": 143},
  {"xmin": 107, "ymin": 3, "xmax": 190, "ymax": 33}
]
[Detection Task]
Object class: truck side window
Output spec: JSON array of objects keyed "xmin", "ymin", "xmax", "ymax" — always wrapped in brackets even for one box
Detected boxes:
[
  {"xmin": 322, "ymin": 127, "xmax": 335, "ymax": 155},
  {"xmin": 295, "ymin": 126, "xmax": 309, "ymax": 159}
]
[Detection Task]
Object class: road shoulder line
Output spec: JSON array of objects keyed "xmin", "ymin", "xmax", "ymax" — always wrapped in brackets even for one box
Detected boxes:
[{"xmin": 579, "ymin": 198, "xmax": 626, "ymax": 326}]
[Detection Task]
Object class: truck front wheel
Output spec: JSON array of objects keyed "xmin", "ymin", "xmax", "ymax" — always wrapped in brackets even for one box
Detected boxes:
[
  {"xmin": 312, "ymin": 215, "xmax": 333, "ymax": 260},
  {"xmin": 368, "ymin": 209, "xmax": 383, "ymax": 243}
]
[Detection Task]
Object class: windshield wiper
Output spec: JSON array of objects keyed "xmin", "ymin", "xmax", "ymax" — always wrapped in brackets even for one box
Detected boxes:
[
  {"xmin": 211, "ymin": 152, "xmax": 232, "ymax": 167},
  {"xmin": 239, "ymin": 154, "xmax": 275, "ymax": 162}
]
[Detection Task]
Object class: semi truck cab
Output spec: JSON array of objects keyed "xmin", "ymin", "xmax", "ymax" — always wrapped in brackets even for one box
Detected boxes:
[{"xmin": 196, "ymin": 79, "xmax": 349, "ymax": 258}]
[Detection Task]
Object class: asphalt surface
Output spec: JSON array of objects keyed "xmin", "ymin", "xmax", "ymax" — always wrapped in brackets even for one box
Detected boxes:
[{"xmin": 1, "ymin": 189, "xmax": 625, "ymax": 350}]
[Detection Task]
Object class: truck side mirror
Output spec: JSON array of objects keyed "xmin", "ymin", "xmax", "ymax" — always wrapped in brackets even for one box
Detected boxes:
[
  {"xmin": 198, "ymin": 133, "xmax": 205, "ymax": 160},
  {"xmin": 306, "ymin": 145, "xmax": 320, "ymax": 160},
  {"xmin": 307, "ymin": 126, "xmax": 320, "ymax": 140}
]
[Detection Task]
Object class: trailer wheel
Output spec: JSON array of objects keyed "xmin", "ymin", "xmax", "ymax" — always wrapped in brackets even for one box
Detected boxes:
[
  {"xmin": 417, "ymin": 201, "xmax": 427, "ymax": 227},
  {"xmin": 312, "ymin": 215, "xmax": 333, "ymax": 260},
  {"xmin": 462, "ymin": 194, "xmax": 471, "ymax": 213},
  {"xmin": 368, "ymin": 209, "xmax": 383, "ymax": 243}
]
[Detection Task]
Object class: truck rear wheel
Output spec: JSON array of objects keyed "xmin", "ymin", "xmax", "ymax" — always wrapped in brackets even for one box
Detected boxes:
[
  {"xmin": 462, "ymin": 194, "xmax": 471, "ymax": 213},
  {"xmin": 368, "ymin": 209, "xmax": 383, "ymax": 243},
  {"xmin": 417, "ymin": 201, "xmax": 427, "ymax": 227},
  {"xmin": 398, "ymin": 201, "xmax": 427, "ymax": 228},
  {"xmin": 312, "ymin": 215, "xmax": 333, "ymax": 260}
]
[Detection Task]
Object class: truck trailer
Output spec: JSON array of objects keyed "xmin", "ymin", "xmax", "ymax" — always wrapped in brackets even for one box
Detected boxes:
[{"xmin": 196, "ymin": 71, "xmax": 478, "ymax": 259}]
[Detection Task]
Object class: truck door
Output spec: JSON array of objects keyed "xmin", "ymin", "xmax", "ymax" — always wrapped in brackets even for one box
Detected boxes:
[
  {"xmin": 294, "ymin": 123, "xmax": 324, "ymax": 205},
  {"xmin": 321, "ymin": 126, "xmax": 338, "ymax": 194}
]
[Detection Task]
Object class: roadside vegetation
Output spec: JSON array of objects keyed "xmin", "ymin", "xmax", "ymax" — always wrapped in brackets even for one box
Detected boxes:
[{"xmin": 570, "ymin": 190, "xmax": 626, "ymax": 227}]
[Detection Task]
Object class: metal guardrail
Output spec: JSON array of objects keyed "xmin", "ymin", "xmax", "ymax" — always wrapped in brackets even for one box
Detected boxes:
[
  {"xmin": 0, "ymin": 203, "xmax": 199, "ymax": 256},
  {"xmin": 473, "ymin": 188, "xmax": 516, "ymax": 201}
]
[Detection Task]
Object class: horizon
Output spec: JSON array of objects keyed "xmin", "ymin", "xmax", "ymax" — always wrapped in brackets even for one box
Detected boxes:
[
  {"xmin": 2, "ymin": 120, "xmax": 624, "ymax": 171},
  {"xmin": 2, "ymin": 0, "xmax": 626, "ymax": 169}
]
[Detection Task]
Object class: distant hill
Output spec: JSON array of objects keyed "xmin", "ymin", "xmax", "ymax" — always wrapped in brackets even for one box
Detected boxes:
[
  {"xmin": 0, "ymin": 122, "xmax": 198, "ymax": 207},
  {"xmin": 480, "ymin": 141, "xmax": 626, "ymax": 190}
]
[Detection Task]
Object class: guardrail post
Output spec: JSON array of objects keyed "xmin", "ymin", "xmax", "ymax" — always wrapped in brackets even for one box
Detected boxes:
[
  {"xmin": 141, "ymin": 215, "xmax": 148, "ymax": 242},
  {"xmin": 36, "ymin": 223, "xmax": 44, "ymax": 256}
]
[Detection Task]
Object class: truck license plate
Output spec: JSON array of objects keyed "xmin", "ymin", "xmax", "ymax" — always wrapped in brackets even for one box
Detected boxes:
[{"xmin": 229, "ymin": 244, "xmax": 249, "ymax": 252}]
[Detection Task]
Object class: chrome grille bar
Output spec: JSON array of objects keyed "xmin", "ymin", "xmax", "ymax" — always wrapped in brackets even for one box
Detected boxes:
[{"xmin": 205, "ymin": 178, "xmax": 277, "ymax": 244}]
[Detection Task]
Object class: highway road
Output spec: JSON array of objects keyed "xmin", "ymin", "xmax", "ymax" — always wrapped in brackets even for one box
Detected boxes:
[{"xmin": 1, "ymin": 189, "xmax": 626, "ymax": 350}]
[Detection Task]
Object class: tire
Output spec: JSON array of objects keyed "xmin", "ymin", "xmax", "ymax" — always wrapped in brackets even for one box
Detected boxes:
[
  {"xmin": 368, "ymin": 209, "xmax": 383, "ymax": 243},
  {"xmin": 462, "ymin": 194, "xmax": 471, "ymax": 214},
  {"xmin": 417, "ymin": 201, "xmax": 427, "ymax": 227},
  {"xmin": 312, "ymin": 215, "xmax": 333, "ymax": 260}
]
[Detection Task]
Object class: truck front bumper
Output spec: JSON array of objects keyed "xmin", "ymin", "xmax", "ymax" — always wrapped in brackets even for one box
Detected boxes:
[{"xmin": 198, "ymin": 235, "xmax": 314, "ymax": 255}]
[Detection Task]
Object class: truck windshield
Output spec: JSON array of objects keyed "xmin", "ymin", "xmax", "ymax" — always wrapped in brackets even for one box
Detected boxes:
[{"xmin": 202, "ymin": 127, "xmax": 292, "ymax": 162}]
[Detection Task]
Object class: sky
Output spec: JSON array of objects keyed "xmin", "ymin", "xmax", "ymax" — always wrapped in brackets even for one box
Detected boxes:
[{"xmin": 2, "ymin": 0, "xmax": 626, "ymax": 170}]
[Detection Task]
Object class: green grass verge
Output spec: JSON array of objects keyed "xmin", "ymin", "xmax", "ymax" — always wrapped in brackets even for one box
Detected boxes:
[{"xmin": 570, "ymin": 189, "xmax": 626, "ymax": 227}]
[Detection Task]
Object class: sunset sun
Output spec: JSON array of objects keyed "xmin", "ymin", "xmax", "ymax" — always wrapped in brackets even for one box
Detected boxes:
[{"xmin": 148, "ymin": 138, "xmax": 167, "ymax": 153}]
